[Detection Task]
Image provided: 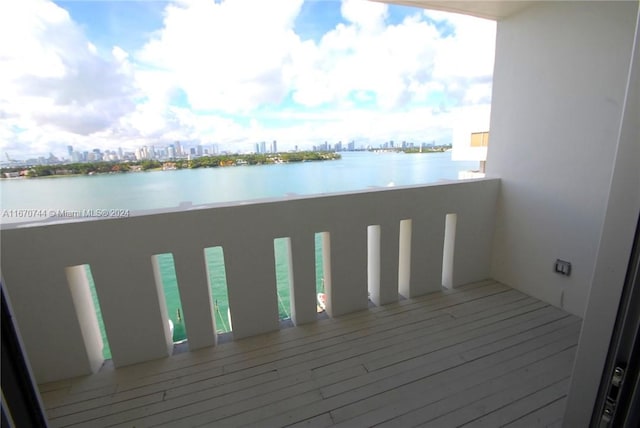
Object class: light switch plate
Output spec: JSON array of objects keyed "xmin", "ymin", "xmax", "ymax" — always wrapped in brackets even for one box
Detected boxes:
[{"xmin": 554, "ymin": 259, "xmax": 572, "ymax": 276}]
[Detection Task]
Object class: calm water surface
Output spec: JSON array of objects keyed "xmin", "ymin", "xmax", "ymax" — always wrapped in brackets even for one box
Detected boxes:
[{"xmin": 1, "ymin": 151, "xmax": 477, "ymax": 213}]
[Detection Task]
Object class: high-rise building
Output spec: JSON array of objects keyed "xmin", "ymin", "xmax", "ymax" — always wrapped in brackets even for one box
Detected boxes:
[
  {"xmin": 260, "ymin": 141, "xmax": 267, "ymax": 154},
  {"xmin": 67, "ymin": 145, "xmax": 73, "ymax": 158},
  {"xmin": 272, "ymin": 140, "xmax": 277, "ymax": 153}
]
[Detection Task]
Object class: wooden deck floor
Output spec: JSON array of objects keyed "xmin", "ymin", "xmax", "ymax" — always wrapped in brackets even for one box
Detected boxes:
[{"xmin": 38, "ymin": 280, "xmax": 582, "ymax": 427}]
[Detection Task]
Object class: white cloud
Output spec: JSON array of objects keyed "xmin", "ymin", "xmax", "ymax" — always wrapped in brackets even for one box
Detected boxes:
[
  {"xmin": 289, "ymin": 13, "xmax": 443, "ymax": 110},
  {"xmin": 428, "ymin": 10, "xmax": 496, "ymax": 107},
  {"xmin": 138, "ymin": 0, "xmax": 304, "ymax": 112},
  {"xmin": 0, "ymin": 0, "xmax": 137, "ymax": 157},
  {"xmin": 0, "ymin": 0, "xmax": 496, "ymax": 158},
  {"xmin": 289, "ymin": 2, "xmax": 495, "ymax": 112},
  {"xmin": 341, "ymin": 0, "xmax": 388, "ymax": 31},
  {"xmin": 138, "ymin": 0, "xmax": 494, "ymax": 114}
]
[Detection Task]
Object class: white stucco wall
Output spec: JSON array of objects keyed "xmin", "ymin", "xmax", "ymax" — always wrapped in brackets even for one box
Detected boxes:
[
  {"xmin": 1, "ymin": 179, "xmax": 498, "ymax": 383},
  {"xmin": 565, "ymin": 3, "xmax": 639, "ymax": 424},
  {"xmin": 486, "ymin": 0, "xmax": 638, "ymax": 317}
]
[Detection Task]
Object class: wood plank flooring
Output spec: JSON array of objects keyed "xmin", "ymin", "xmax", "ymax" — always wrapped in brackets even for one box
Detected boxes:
[{"xmin": 38, "ymin": 280, "xmax": 581, "ymax": 427}]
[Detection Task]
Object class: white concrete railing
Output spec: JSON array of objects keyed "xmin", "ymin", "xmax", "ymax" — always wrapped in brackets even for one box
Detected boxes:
[{"xmin": 1, "ymin": 178, "xmax": 499, "ymax": 384}]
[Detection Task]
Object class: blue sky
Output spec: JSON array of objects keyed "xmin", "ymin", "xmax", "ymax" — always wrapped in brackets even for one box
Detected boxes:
[
  {"xmin": 55, "ymin": 1, "xmax": 168, "ymax": 53},
  {"xmin": 0, "ymin": 0, "xmax": 496, "ymax": 158}
]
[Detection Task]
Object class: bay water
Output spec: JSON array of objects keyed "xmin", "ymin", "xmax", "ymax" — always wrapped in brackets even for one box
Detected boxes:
[{"xmin": 1, "ymin": 151, "xmax": 478, "ymax": 357}]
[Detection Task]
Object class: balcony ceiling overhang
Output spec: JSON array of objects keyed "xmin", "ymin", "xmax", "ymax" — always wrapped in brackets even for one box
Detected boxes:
[{"xmin": 370, "ymin": 0, "xmax": 535, "ymax": 20}]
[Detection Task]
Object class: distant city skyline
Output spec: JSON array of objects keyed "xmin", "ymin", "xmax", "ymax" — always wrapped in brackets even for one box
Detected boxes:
[
  {"xmin": 3, "ymin": 137, "xmax": 448, "ymax": 167},
  {"xmin": 0, "ymin": 0, "xmax": 495, "ymax": 159}
]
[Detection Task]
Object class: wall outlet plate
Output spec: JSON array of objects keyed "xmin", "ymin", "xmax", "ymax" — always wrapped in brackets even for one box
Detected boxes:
[{"xmin": 554, "ymin": 259, "xmax": 572, "ymax": 276}]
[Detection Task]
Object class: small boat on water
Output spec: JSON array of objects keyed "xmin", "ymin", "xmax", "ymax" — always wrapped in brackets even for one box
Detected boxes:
[{"xmin": 317, "ymin": 293, "xmax": 327, "ymax": 312}]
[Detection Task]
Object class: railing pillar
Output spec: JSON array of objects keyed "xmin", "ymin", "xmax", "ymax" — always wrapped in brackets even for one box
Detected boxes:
[
  {"xmin": 442, "ymin": 213, "xmax": 457, "ymax": 289},
  {"xmin": 406, "ymin": 217, "xmax": 445, "ymax": 297},
  {"xmin": 66, "ymin": 266, "xmax": 104, "ymax": 373},
  {"xmin": 91, "ymin": 253, "xmax": 173, "ymax": 367},
  {"xmin": 448, "ymin": 209, "xmax": 494, "ymax": 287},
  {"xmin": 1, "ymin": 257, "xmax": 98, "ymax": 383},
  {"xmin": 368, "ymin": 225, "xmax": 382, "ymax": 305},
  {"xmin": 378, "ymin": 220, "xmax": 400, "ymax": 305},
  {"xmin": 326, "ymin": 226, "xmax": 368, "ymax": 317},
  {"xmin": 224, "ymin": 239, "xmax": 279, "ymax": 339},
  {"xmin": 398, "ymin": 219, "xmax": 413, "ymax": 298},
  {"xmin": 171, "ymin": 249, "xmax": 217, "ymax": 349}
]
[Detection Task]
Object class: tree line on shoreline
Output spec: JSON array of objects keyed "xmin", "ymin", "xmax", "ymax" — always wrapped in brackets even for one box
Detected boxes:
[{"xmin": 1, "ymin": 151, "xmax": 341, "ymax": 178}]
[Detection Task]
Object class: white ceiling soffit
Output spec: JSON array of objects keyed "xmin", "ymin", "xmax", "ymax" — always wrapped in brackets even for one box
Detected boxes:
[{"xmin": 370, "ymin": 0, "xmax": 535, "ymax": 20}]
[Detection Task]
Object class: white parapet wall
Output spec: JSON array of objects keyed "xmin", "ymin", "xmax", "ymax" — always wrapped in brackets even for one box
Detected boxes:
[{"xmin": 1, "ymin": 179, "xmax": 498, "ymax": 384}]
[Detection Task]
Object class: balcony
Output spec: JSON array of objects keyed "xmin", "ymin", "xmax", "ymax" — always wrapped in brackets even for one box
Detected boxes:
[
  {"xmin": 1, "ymin": 178, "xmax": 583, "ymax": 425},
  {"xmin": 2, "ymin": 0, "xmax": 638, "ymax": 426}
]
